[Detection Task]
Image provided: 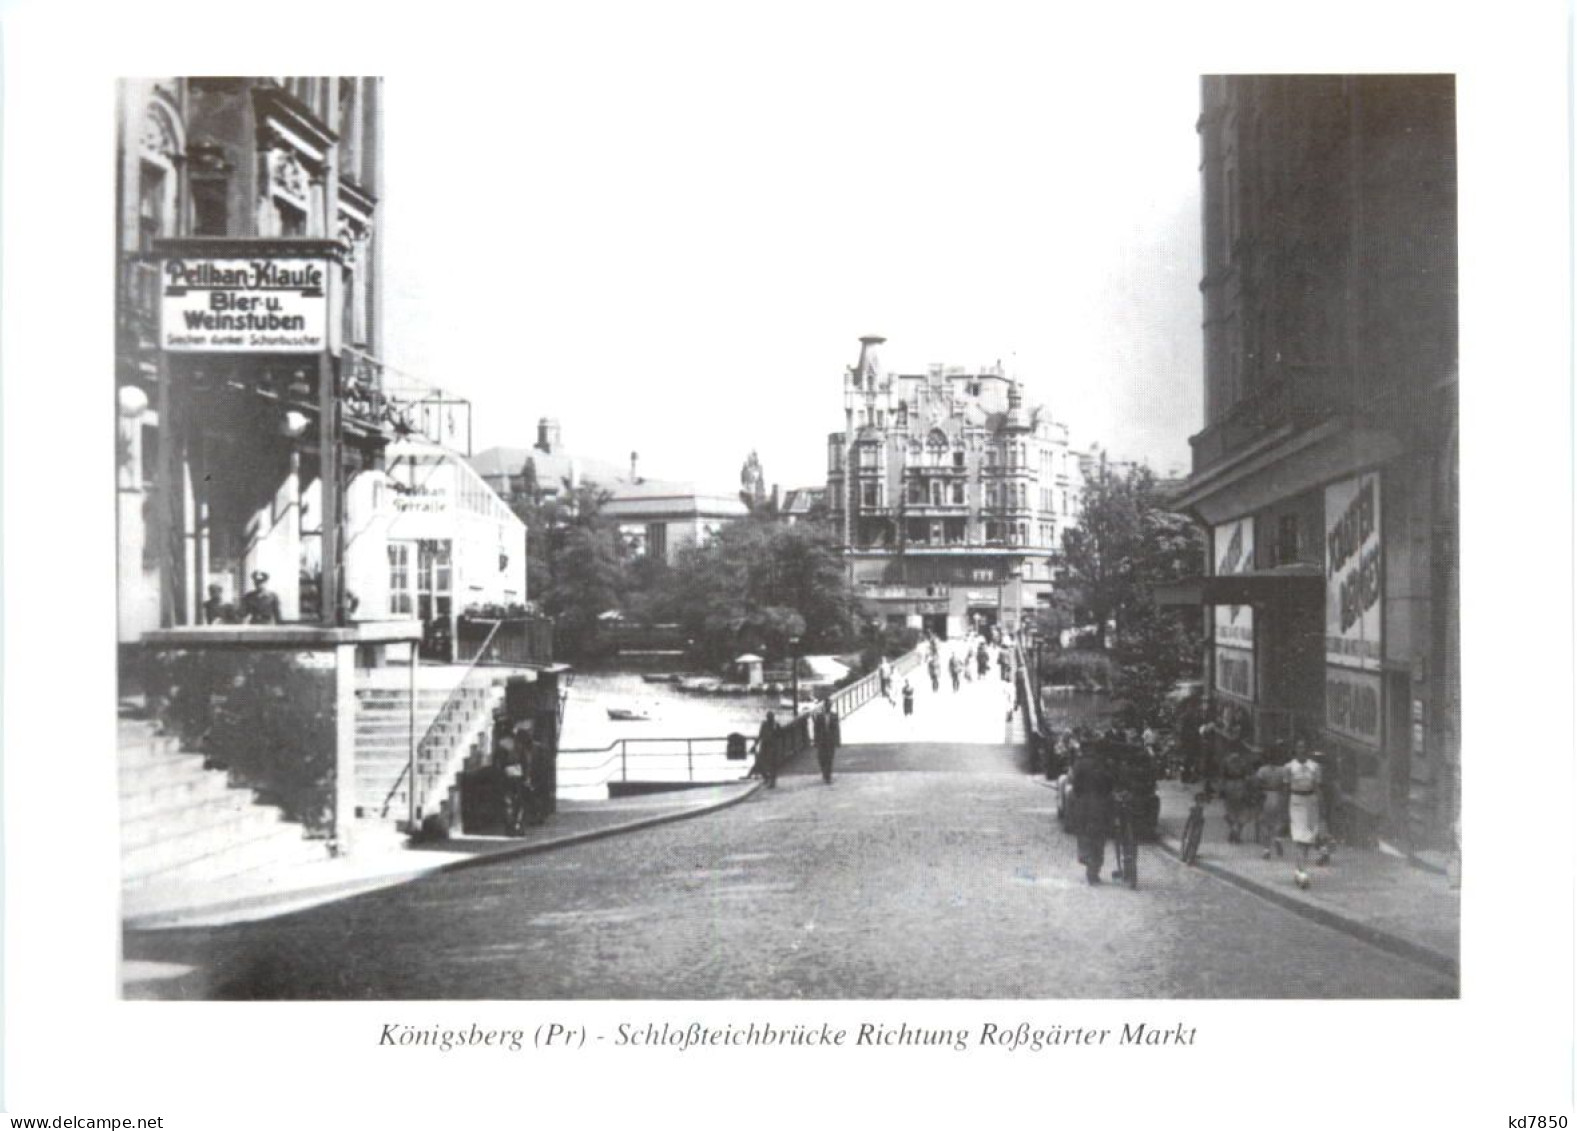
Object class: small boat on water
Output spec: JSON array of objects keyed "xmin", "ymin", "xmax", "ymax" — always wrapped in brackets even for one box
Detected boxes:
[{"xmin": 606, "ymin": 701, "xmax": 659, "ymax": 721}]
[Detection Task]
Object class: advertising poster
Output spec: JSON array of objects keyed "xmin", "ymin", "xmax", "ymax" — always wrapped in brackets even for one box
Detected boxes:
[
  {"xmin": 1213, "ymin": 515, "xmax": 1254, "ymax": 700},
  {"xmin": 1324, "ymin": 471, "xmax": 1382, "ymax": 670}
]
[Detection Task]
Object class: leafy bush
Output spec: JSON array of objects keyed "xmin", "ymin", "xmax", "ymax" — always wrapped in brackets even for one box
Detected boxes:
[{"xmin": 150, "ymin": 649, "xmax": 338, "ymax": 835}]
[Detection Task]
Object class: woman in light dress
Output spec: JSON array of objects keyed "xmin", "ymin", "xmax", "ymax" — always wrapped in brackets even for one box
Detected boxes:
[{"xmin": 1284, "ymin": 745, "xmax": 1323, "ymax": 887}]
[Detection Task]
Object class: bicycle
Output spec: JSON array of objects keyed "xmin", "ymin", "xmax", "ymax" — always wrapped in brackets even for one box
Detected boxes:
[
  {"xmin": 1110, "ymin": 791, "xmax": 1139, "ymax": 889},
  {"xmin": 1179, "ymin": 792, "xmax": 1207, "ymax": 865}
]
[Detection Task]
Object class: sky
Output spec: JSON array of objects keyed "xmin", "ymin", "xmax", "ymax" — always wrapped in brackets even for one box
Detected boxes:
[{"xmin": 377, "ymin": 9, "xmax": 1203, "ymax": 493}]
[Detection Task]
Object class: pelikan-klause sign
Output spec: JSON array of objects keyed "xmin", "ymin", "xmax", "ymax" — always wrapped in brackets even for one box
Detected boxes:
[{"xmin": 161, "ymin": 257, "xmax": 329, "ymax": 353}]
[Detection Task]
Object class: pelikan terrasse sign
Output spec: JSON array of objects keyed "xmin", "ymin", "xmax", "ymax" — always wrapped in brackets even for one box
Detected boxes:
[{"xmin": 161, "ymin": 256, "xmax": 329, "ymax": 353}]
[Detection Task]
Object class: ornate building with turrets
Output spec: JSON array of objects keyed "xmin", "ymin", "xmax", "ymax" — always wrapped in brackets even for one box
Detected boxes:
[{"xmin": 825, "ymin": 337, "xmax": 1082, "ymax": 638}]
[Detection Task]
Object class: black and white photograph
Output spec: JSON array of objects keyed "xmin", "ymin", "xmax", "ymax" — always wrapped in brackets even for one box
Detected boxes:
[
  {"xmin": 109, "ymin": 69, "xmax": 1462, "ymax": 1003},
  {"xmin": 2, "ymin": 1, "xmax": 1573, "ymax": 1127}
]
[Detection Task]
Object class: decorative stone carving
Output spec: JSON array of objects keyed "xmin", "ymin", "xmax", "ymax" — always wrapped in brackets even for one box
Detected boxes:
[
  {"xmin": 267, "ymin": 147, "xmax": 311, "ymax": 209},
  {"xmin": 139, "ymin": 100, "xmax": 181, "ymax": 162}
]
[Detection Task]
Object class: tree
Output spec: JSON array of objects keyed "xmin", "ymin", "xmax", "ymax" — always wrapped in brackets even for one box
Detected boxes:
[
  {"xmin": 650, "ymin": 513, "xmax": 856, "ymax": 666},
  {"xmin": 506, "ymin": 470, "xmax": 626, "ymax": 660},
  {"xmin": 1058, "ymin": 464, "xmax": 1206, "ymax": 722},
  {"xmin": 1058, "ymin": 467, "xmax": 1145, "ymax": 650}
]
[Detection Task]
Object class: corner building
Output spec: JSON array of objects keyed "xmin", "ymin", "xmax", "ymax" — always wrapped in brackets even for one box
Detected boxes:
[
  {"xmin": 1166, "ymin": 76, "xmax": 1458, "ymax": 851},
  {"xmin": 116, "ymin": 77, "xmax": 388, "ymax": 643},
  {"xmin": 826, "ymin": 341, "xmax": 1081, "ymax": 638}
]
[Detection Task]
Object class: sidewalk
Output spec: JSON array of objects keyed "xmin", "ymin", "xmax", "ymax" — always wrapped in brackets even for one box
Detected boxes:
[
  {"xmin": 1151, "ymin": 779, "xmax": 1460, "ymax": 978},
  {"xmin": 122, "ymin": 781, "xmax": 760, "ymax": 930}
]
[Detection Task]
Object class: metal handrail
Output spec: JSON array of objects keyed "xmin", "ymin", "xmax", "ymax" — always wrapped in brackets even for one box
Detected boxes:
[
  {"xmin": 379, "ymin": 620, "xmax": 501, "ymax": 824},
  {"xmin": 556, "ymin": 648, "xmax": 928, "ymax": 791}
]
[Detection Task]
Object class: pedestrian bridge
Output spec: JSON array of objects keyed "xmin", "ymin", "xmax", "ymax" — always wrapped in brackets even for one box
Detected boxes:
[
  {"xmin": 556, "ymin": 645, "xmax": 1033, "ymax": 796},
  {"xmin": 838, "ymin": 659, "xmax": 1028, "ymax": 748}
]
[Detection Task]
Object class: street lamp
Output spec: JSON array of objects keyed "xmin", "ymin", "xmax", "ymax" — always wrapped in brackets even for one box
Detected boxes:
[{"xmin": 789, "ymin": 635, "xmax": 801, "ymax": 719}]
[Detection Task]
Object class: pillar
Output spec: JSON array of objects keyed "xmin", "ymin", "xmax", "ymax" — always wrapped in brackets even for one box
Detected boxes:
[{"xmin": 333, "ymin": 641, "xmax": 358, "ymax": 851}]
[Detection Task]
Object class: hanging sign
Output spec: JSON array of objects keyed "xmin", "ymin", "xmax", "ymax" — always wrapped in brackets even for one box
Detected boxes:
[{"xmin": 161, "ymin": 256, "xmax": 329, "ymax": 353}]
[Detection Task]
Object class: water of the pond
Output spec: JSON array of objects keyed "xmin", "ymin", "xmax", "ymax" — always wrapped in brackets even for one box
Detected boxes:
[
  {"xmin": 556, "ymin": 670, "xmax": 799, "ymax": 797},
  {"xmin": 1036, "ymin": 690, "xmax": 1116, "ymax": 734}
]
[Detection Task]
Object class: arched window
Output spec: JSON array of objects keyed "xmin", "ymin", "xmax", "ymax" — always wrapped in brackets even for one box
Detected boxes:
[
  {"xmin": 926, "ymin": 429, "xmax": 949, "ymax": 467},
  {"xmin": 137, "ymin": 96, "xmax": 183, "ymax": 250}
]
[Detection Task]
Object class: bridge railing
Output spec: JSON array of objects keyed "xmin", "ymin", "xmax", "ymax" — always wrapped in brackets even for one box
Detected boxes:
[
  {"xmin": 825, "ymin": 646, "xmax": 924, "ymax": 719},
  {"xmin": 1012, "ymin": 644, "xmax": 1058, "ymax": 777},
  {"xmin": 557, "ymin": 648, "xmax": 925, "ymax": 794}
]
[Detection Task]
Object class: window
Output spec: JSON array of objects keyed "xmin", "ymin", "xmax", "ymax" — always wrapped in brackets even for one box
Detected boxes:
[
  {"xmin": 972, "ymin": 567, "xmax": 994, "ymax": 582},
  {"xmin": 191, "ymin": 177, "xmax": 228, "ymax": 236},
  {"xmin": 646, "ymin": 523, "xmax": 668, "ymax": 561},
  {"xmin": 930, "ymin": 480, "xmax": 944, "ymax": 506},
  {"xmin": 951, "ymin": 482, "xmax": 964, "ymax": 505},
  {"xmin": 907, "ymin": 481, "xmax": 923, "ymax": 505},
  {"xmin": 277, "ymin": 200, "xmax": 307, "ymax": 237},
  {"xmin": 861, "ymin": 482, "xmax": 880, "ymax": 508},
  {"xmin": 388, "ymin": 543, "xmax": 413, "ymax": 616},
  {"xmin": 137, "ymin": 163, "xmax": 167, "ymax": 252},
  {"xmin": 858, "ymin": 445, "xmax": 879, "ymax": 469},
  {"xmin": 953, "ymin": 450, "xmax": 965, "ymax": 469}
]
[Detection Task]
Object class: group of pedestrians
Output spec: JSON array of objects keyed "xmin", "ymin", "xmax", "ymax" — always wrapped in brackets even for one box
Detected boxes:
[
  {"xmin": 748, "ymin": 700, "xmax": 842, "ymax": 787},
  {"xmin": 1168, "ymin": 701, "xmax": 1341, "ymax": 888},
  {"xmin": 1063, "ymin": 730, "xmax": 1161, "ymax": 886}
]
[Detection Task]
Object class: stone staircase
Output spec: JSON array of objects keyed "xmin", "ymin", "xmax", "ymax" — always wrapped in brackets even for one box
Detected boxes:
[
  {"xmin": 120, "ymin": 717, "xmax": 327, "ymax": 911},
  {"xmin": 353, "ymin": 682, "xmax": 503, "ymax": 828}
]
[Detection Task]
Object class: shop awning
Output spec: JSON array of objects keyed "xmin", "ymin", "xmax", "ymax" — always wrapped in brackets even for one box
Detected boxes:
[{"xmin": 1154, "ymin": 565, "xmax": 1323, "ymax": 607}]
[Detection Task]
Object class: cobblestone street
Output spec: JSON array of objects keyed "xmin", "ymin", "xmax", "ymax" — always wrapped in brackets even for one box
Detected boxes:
[{"xmin": 125, "ymin": 730, "xmax": 1454, "ymax": 999}]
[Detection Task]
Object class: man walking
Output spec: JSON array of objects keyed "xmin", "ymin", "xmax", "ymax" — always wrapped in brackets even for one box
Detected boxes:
[
  {"xmin": 814, "ymin": 701, "xmax": 838, "ymax": 783},
  {"xmin": 1070, "ymin": 742, "xmax": 1117, "ymax": 885},
  {"xmin": 753, "ymin": 711, "xmax": 779, "ymax": 789}
]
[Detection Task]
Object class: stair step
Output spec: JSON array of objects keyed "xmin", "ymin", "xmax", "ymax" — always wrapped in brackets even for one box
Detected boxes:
[
  {"xmin": 119, "ymin": 771, "xmax": 237, "ymax": 817},
  {"xmin": 121, "ymin": 790, "xmax": 265, "ymax": 848},
  {"xmin": 119, "ymin": 752, "xmax": 220, "ymax": 791},
  {"xmin": 123, "ymin": 822, "xmax": 328, "ymax": 893},
  {"xmin": 118, "ymin": 733, "xmax": 188, "ymax": 763},
  {"xmin": 121, "ymin": 805, "xmax": 287, "ymax": 879}
]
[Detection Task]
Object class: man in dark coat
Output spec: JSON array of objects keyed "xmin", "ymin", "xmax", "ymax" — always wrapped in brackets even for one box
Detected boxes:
[
  {"xmin": 1070, "ymin": 743, "xmax": 1117, "ymax": 884},
  {"xmin": 813, "ymin": 702, "xmax": 837, "ymax": 783},
  {"xmin": 240, "ymin": 570, "xmax": 283, "ymax": 624},
  {"xmin": 753, "ymin": 711, "xmax": 779, "ymax": 788}
]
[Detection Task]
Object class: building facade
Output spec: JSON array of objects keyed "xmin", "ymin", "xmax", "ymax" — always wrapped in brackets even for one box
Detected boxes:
[
  {"xmin": 116, "ymin": 77, "xmax": 390, "ymax": 644},
  {"xmin": 331, "ymin": 440, "xmax": 529, "ymax": 657},
  {"xmin": 471, "ymin": 421, "xmax": 749, "ymax": 567},
  {"xmin": 1166, "ymin": 75, "xmax": 1458, "ymax": 851},
  {"xmin": 826, "ymin": 339, "xmax": 1082, "ymax": 637}
]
